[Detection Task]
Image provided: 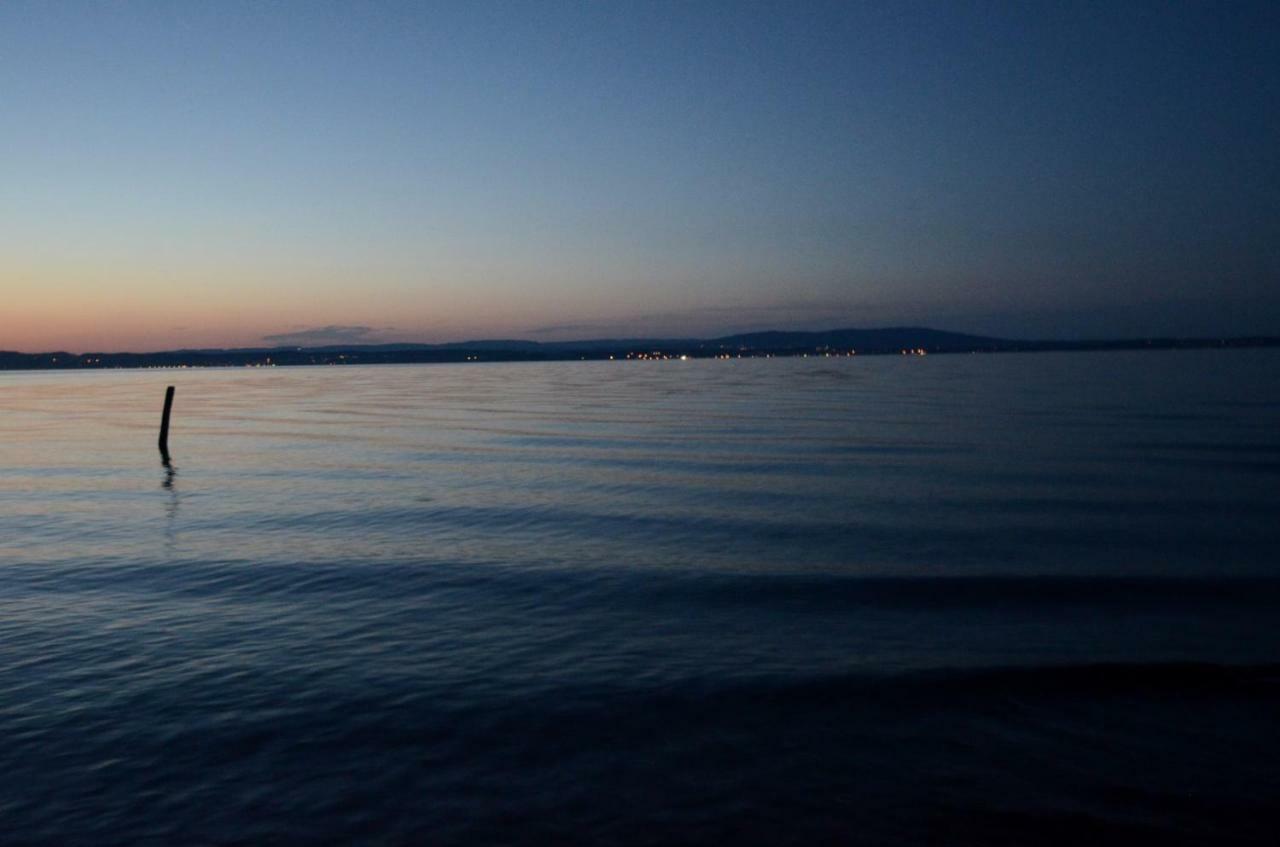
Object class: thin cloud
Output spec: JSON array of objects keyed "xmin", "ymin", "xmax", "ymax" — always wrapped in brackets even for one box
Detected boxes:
[
  {"xmin": 262, "ymin": 325, "xmax": 386, "ymax": 346},
  {"xmin": 523, "ymin": 301, "xmax": 880, "ymax": 340}
]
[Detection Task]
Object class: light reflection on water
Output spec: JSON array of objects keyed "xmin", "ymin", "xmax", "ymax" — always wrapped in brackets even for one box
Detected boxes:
[{"xmin": 2, "ymin": 351, "xmax": 1278, "ymax": 576}]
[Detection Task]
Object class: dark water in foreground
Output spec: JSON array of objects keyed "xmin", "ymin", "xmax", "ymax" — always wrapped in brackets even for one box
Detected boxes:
[{"xmin": 2, "ymin": 351, "xmax": 1278, "ymax": 845}]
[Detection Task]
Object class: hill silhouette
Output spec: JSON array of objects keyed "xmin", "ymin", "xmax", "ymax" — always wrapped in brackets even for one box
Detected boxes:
[{"xmin": 1, "ymin": 327, "xmax": 1275, "ymax": 370}]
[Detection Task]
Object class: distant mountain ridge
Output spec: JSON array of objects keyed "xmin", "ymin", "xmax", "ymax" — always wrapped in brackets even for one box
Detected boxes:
[{"xmin": 2, "ymin": 327, "xmax": 1276, "ymax": 370}]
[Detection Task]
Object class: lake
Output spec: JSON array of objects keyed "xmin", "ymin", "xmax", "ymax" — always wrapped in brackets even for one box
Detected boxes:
[{"xmin": 2, "ymin": 350, "xmax": 1278, "ymax": 844}]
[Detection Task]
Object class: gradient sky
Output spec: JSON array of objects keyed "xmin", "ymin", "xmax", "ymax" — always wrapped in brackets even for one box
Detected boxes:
[{"xmin": 3, "ymin": 1, "xmax": 1277, "ymax": 352}]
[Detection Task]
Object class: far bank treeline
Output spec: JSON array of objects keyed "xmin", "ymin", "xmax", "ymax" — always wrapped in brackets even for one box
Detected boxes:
[{"xmin": 2, "ymin": 328, "xmax": 1277, "ymax": 371}]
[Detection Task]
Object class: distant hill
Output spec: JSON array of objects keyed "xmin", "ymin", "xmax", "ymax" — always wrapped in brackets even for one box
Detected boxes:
[
  {"xmin": 705, "ymin": 327, "xmax": 1000, "ymax": 352},
  {"xmin": 1, "ymin": 327, "xmax": 1276, "ymax": 370}
]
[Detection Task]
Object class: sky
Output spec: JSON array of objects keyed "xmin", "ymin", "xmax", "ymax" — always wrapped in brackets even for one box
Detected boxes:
[{"xmin": 2, "ymin": 0, "xmax": 1277, "ymax": 352}]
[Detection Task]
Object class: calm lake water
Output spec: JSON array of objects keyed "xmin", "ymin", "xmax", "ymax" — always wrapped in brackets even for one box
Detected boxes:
[{"xmin": 2, "ymin": 350, "xmax": 1278, "ymax": 845}]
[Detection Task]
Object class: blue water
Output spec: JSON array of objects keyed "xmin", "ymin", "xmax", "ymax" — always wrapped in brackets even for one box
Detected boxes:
[{"xmin": 2, "ymin": 351, "xmax": 1278, "ymax": 844}]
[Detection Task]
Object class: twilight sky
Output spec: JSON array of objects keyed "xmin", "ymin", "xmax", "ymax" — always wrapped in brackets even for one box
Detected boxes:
[{"xmin": 3, "ymin": 1, "xmax": 1277, "ymax": 352}]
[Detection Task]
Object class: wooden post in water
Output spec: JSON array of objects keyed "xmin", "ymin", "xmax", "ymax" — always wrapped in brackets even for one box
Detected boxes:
[{"xmin": 158, "ymin": 386, "xmax": 175, "ymax": 457}]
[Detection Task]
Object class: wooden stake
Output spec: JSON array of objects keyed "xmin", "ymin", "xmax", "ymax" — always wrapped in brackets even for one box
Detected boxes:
[{"xmin": 159, "ymin": 386, "xmax": 175, "ymax": 457}]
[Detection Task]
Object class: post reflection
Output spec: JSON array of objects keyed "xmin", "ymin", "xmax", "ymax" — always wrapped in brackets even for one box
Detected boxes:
[{"xmin": 161, "ymin": 453, "xmax": 182, "ymax": 557}]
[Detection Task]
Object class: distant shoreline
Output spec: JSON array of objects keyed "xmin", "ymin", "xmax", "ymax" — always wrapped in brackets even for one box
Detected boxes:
[{"xmin": 2, "ymin": 328, "xmax": 1276, "ymax": 371}]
